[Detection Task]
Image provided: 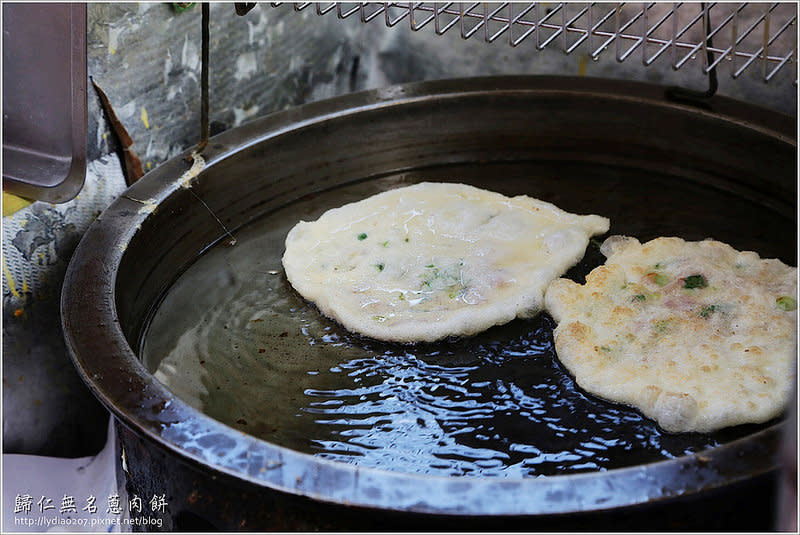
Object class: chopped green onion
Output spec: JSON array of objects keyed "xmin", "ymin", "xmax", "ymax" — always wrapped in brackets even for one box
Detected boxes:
[
  {"xmin": 652, "ymin": 273, "xmax": 669, "ymax": 286},
  {"xmin": 376, "ymin": 263, "xmax": 385, "ymax": 272},
  {"xmin": 654, "ymin": 319, "xmax": 670, "ymax": 333},
  {"xmin": 654, "ymin": 262, "xmax": 663, "ymax": 269},
  {"xmin": 633, "ymin": 294, "xmax": 647, "ymax": 302},
  {"xmin": 684, "ymin": 274, "xmax": 708, "ymax": 289},
  {"xmin": 172, "ymin": 2, "xmax": 195, "ymax": 13},
  {"xmin": 699, "ymin": 305, "xmax": 717, "ymax": 318},
  {"xmin": 776, "ymin": 296, "xmax": 797, "ymax": 311},
  {"xmin": 404, "ymin": 238, "xmax": 409, "ymax": 242},
  {"xmin": 381, "ymin": 240, "xmax": 389, "ymax": 247},
  {"xmin": 426, "ymin": 264, "xmax": 435, "ymax": 269},
  {"xmin": 599, "ymin": 346, "xmax": 611, "ymax": 353},
  {"xmin": 357, "ymin": 233, "xmax": 367, "ymax": 240}
]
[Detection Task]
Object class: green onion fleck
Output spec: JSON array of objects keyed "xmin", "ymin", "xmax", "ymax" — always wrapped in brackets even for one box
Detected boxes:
[
  {"xmin": 404, "ymin": 238, "xmax": 409, "ymax": 242},
  {"xmin": 172, "ymin": 2, "xmax": 196, "ymax": 13},
  {"xmin": 699, "ymin": 305, "xmax": 717, "ymax": 318},
  {"xmin": 426, "ymin": 264, "xmax": 435, "ymax": 269},
  {"xmin": 654, "ymin": 319, "xmax": 670, "ymax": 333},
  {"xmin": 684, "ymin": 274, "xmax": 708, "ymax": 289},
  {"xmin": 373, "ymin": 315, "xmax": 386, "ymax": 322},
  {"xmin": 381, "ymin": 240, "xmax": 389, "ymax": 247},
  {"xmin": 654, "ymin": 262, "xmax": 664, "ymax": 269},
  {"xmin": 633, "ymin": 294, "xmax": 647, "ymax": 302},
  {"xmin": 776, "ymin": 296, "xmax": 797, "ymax": 311},
  {"xmin": 357, "ymin": 233, "xmax": 367, "ymax": 240},
  {"xmin": 652, "ymin": 273, "xmax": 669, "ymax": 286},
  {"xmin": 599, "ymin": 346, "xmax": 611, "ymax": 353},
  {"xmin": 376, "ymin": 263, "xmax": 384, "ymax": 272}
]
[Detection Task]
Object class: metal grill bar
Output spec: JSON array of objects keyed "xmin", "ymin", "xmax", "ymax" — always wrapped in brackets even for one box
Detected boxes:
[
  {"xmin": 563, "ymin": 4, "xmax": 591, "ymax": 54},
  {"xmin": 459, "ymin": 3, "xmax": 484, "ymax": 40},
  {"xmin": 271, "ymin": 2, "xmax": 797, "ymax": 83},
  {"xmin": 509, "ymin": 3, "xmax": 537, "ymax": 47},
  {"xmin": 674, "ymin": 4, "xmax": 732, "ymax": 70},
  {"xmin": 336, "ymin": 3, "xmax": 360, "ymax": 18},
  {"xmin": 409, "ymin": 2, "xmax": 436, "ymax": 31},
  {"xmin": 642, "ymin": 3, "xmax": 679, "ymax": 65},
  {"xmin": 703, "ymin": 4, "xmax": 747, "ymax": 72},
  {"xmin": 731, "ymin": 4, "xmax": 789, "ymax": 77},
  {"xmin": 617, "ymin": 3, "xmax": 650, "ymax": 62},
  {"xmin": 484, "ymin": 3, "xmax": 510, "ymax": 43},
  {"xmin": 360, "ymin": 3, "xmax": 384, "ymax": 22},
  {"xmin": 434, "ymin": 2, "xmax": 459, "ymax": 35},
  {"xmin": 570, "ymin": 4, "xmax": 617, "ymax": 56},
  {"xmin": 384, "ymin": 2, "xmax": 410, "ymax": 26},
  {"xmin": 536, "ymin": 3, "xmax": 566, "ymax": 50},
  {"xmin": 590, "ymin": 4, "xmax": 620, "ymax": 59},
  {"xmin": 315, "ymin": 2, "xmax": 336, "ymax": 15}
]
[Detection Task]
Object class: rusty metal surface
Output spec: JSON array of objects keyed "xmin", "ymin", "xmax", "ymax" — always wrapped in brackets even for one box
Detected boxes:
[{"xmin": 62, "ymin": 77, "xmax": 796, "ymax": 521}]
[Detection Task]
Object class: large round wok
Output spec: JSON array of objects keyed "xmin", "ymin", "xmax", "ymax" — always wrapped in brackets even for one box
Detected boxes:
[{"xmin": 62, "ymin": 76, "xmax": 796, "ymax": 530}]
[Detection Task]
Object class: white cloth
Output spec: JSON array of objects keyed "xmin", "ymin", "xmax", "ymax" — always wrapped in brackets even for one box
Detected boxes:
[{"xmin": 2, "ymin": 418, "xmax": 123, "ymax": 533}]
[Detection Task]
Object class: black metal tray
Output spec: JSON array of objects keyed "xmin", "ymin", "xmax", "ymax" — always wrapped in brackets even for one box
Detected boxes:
[{"xmin": 2, "ymin": 3, "xmax": 86, "ymax": 203}]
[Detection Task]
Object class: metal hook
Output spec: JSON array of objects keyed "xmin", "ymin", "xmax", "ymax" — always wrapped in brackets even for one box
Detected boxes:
[
  {"xmin": 235, "ymin": 3, "xmax": 257, "ymax": 16},
  {"xmin": 665, "ymin": 2, "xmax": 718, "ymax": 106},
  {"xmin": 190, "ymin": 2, "xmax": 210, "ymax": 158}
]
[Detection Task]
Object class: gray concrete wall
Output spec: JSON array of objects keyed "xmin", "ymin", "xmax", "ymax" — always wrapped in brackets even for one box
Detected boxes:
[{"xmin": 89, "ymin": 3, "xmax": 796, "ymax": 170}]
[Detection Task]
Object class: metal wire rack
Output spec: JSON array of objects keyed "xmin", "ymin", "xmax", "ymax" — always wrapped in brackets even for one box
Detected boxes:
[{"xmin": 269, "ymin": 2, "xmax": 798, "ymax": 84}]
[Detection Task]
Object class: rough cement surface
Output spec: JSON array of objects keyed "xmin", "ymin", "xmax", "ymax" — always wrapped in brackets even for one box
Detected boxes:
[{"xmin": 87, "ymin": 3, "xmax": 796, "ymax": 170}]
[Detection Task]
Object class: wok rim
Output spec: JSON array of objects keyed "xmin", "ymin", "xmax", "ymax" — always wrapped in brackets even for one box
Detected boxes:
[{"xmin": 61, "ymin": 75, "xmax": 795, "ymax": 516}]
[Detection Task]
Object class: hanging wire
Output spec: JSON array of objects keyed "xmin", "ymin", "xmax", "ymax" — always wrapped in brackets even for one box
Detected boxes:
[
  {"xmin": 194, "ymin": 2, "xmax": 210, "ymax": 155},
  {"xmin": 665, "ymin": 2, "xmax": 719, "ymax": 104}
]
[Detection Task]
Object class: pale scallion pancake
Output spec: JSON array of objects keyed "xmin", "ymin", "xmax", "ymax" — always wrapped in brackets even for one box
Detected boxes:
[
  {"xmin": 545, "ymin": 236, "xmax": 797, "ymax": 433},
  {"xmin": 282, "ymin": 182, "xmax": 609, "ymax": 342}
]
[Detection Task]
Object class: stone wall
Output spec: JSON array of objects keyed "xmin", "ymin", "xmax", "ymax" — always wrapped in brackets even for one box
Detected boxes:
[{"xmin": 89, "ymin": 3, "xmax": 796, "ymax": 170}]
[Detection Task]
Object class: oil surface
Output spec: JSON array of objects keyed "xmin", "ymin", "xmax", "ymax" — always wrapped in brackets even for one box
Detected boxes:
[{"xmin": 141, "ymin": 165, "xmax": 787, "ymax": 478}]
